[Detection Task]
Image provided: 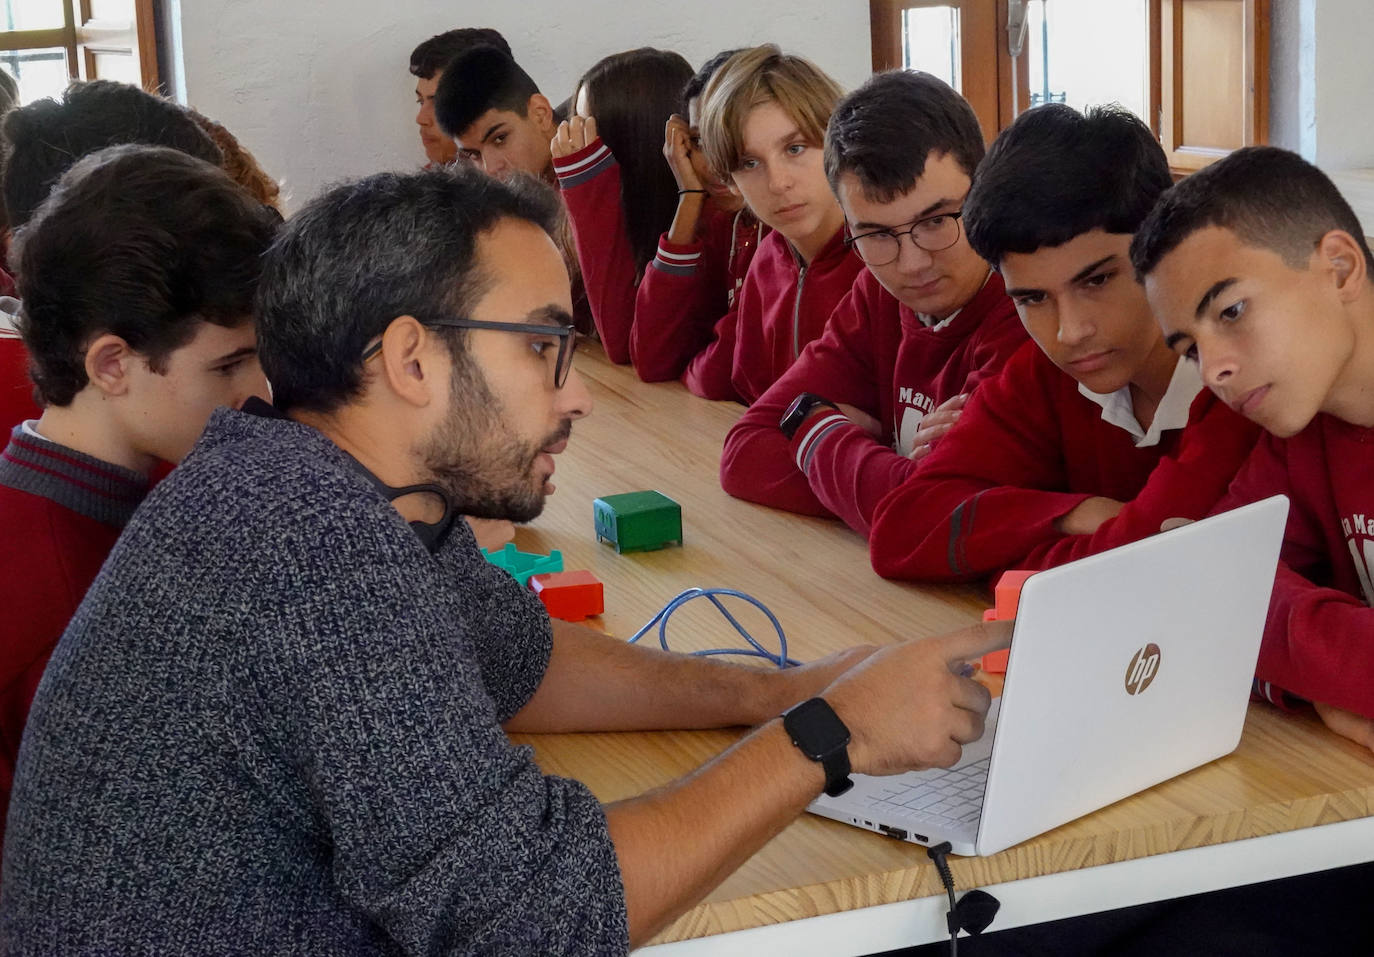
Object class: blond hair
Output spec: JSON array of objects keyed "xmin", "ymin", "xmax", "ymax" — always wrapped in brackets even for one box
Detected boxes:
[{"xmin": 698, "ymin": 45, "xmax": 844, "ymax": 181}]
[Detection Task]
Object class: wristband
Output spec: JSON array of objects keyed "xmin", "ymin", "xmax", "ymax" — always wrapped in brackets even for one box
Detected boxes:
[{"xmin": 677, "ymin": 188, "xmax": 709, "ymax": 196}]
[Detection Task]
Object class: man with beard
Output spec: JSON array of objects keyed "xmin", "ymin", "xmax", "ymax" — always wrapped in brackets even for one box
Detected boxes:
[{"xmin": 2, "ymin": 164, "xmax": 1006, "ymax": 953}]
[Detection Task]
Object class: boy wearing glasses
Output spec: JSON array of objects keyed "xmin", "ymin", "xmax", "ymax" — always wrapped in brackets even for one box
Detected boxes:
[
  {"xmin": 720, "ymin": 71, "xmax": 1024, "ymax": 535},
  {"xmin": 868, "ymin": 105, "xmax": 1259, "ymax": 581}
]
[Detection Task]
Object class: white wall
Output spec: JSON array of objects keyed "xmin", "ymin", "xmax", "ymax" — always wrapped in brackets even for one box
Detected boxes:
[
  {"xmin": 1269, "ymin": 0, "xmax": 1374, "ymax": 169},
  {"xmin": 173, "ymin": 1, "xmax": 871, "ymax": 212},
  {"xmin": 1303, "ymin": 0, "xmax": 1374, "ymax": 169},
  {"xmin": 1267, "ymin": 0, "xmax": 1374, "ymax": 231},
  {"xmin": 1267, "ymin": 0, "xmax": 1304, "ymax": 155}
]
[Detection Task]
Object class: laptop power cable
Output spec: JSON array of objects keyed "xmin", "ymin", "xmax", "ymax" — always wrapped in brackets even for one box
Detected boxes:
[{"xmin": 925, "ymin": 842, "xmax": 1001, "ymax": 956}]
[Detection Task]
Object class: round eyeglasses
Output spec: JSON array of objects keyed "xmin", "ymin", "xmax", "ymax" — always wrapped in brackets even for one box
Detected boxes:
[{"xmin": 843, "ymin": 211, "xmax": 964, "ymax": 267}]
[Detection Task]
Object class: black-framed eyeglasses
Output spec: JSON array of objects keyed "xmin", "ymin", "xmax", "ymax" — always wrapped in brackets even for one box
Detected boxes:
[
  {"xmin": 362, "ymin": 317, "xmax": 579, "ymax": 388},
  {"xmin": 843, "ymin": 210, "xmax": 964, "ymax": 266}
]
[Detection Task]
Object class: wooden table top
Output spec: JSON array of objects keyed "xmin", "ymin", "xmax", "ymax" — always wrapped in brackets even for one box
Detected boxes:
[{"xmin": 510, "ymin": 344, "xmax": 1374, "ymax": 946}]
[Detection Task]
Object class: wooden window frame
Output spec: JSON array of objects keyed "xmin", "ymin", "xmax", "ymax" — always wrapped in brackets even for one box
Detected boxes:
[
  {"xmin": 0, "ymin": 0, "xmax": 159, "ymax": 92},
  {"xmin": 1152, "ymin": 0, "xmax": 1270, "ymax": 173},
  {"xmin": 870, "ymin": 0, "xmax": 1027, "ymax": 144},
  {"xmin": 872, "ymin": 0, "xmax": 1269, "ymax": 170}
]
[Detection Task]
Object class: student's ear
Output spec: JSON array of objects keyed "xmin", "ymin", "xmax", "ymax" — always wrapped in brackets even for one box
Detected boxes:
[
  {"xmin": 84, "ymin": 334, "xmax": 138, "ymax": 398},
  {"xmin": 528, "ymin": 94, "xmax": 555, "ymax": 137},
  {"xmin": 1317, "ymin": 229, "xmax": 1368, "ymax": 302},
  {"xmin": 376, "ymin": 315, "xmax": 443, "ymax": 409}
]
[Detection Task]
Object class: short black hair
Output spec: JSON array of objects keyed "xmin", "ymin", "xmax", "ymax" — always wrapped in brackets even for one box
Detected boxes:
[
  {"xmin": 409, "ymin": 28, "xmax": 511, "ymax": 80},
  {"xmin": 256, "ymin": 164, "xmax": 561, "ymax": 415},
  {"xmin": 2, "ymin": 79, "xmax": 221, "ymax": 230},
  {"xmin": 682, "ymin": 49, "xmax": 744, "ymax": 111},
  {"xmin": 824, "ymin": 70, "xmax": 984, "ymax": 203},
  {"xmin": 14, "ymin": 145, "xmax": 279, "ymax": 407},
  {"xmin": 432, "ymin": 46, "xmax": 540, "ymax": 138},
  {"xmin": 1131, "ymin": 145, "xmax": 1374, "ymax": 279},
  {"xmin": 964, "ymin": 104, "xmax": 1171, "ymax": 267}
]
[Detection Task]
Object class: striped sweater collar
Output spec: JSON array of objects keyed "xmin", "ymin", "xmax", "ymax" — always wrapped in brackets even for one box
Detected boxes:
[{"xmin": 0, "ymin": 423, "xmax": 150, "ymax": 527}]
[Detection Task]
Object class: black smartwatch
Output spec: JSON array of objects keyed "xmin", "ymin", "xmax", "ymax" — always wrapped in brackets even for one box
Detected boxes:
[
  {"xmin": 779, "ymin": 392, "xmax": 841, "ymax": 440},
  {"xmin": 782, "ymin": 697, "xmax": 853, "ymax": 797}
]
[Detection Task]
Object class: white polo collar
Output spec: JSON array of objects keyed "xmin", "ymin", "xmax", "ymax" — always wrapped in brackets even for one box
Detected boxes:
[{"xmin": 1077, "ymin": 357, "xmax": 1202, "ymax": 448}]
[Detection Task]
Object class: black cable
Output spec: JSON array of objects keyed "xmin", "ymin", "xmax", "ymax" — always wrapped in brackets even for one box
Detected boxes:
[
  {"xmin": 926, "ymin": 842, "xmax": 1001, "ymax": 955},
  {"xmin": 926, "ymin": 842, "xmax": 959, "ymax": 957}
]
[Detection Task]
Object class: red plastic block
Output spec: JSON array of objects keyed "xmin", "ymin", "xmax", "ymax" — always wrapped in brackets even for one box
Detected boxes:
[
  {"xmin": 530, "ymin": 569, "xmax": 605, "ymax": 622},
  {"xmin": 979, "ymin": 569, "xmax": 1037, "ymax": 674}
]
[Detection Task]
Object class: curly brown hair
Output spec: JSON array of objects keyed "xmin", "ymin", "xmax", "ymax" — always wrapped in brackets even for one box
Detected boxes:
[{"xmin": 187, "ymin": 108, "xmax": 282, "ymax": 210}]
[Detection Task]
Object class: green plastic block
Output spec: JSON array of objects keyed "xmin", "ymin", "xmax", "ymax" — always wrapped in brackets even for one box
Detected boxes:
[
  {"xmin": 482, "ymin": 543, "xmax": 564, "ymax": 585},
  {"xmin": 593, "ymin": 490, "xmax": 683, "ymax": 554}
]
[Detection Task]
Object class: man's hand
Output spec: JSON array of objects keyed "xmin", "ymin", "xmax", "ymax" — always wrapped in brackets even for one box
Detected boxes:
[
  {"xmin": 834, "ymin": 402, "xmax": 883, "ymax": 439},
  {"xmin": 602, "ymin": 621, "xmax": 1005, "ymax": 946},
  {"xmin": 662, "ymin": 113, "xmax": 704, "ymax": 193},
  {"xmin": 551, "ymin": 115, "xmax": 597, "ymax": 159},
  {"xmin": 1314, "ymin": 701, "xmax": 1374, "ymax": 753},
  {"xmin": 825, "ymin": 621, "xmax": 1010, "ymax": 774},
  {"xmin": 907, "ymin": 393, "xmax": 968, "ymax": 461},
  {"xmin": 1055, "ymin": 496, "xmax": 1124, "ymax": 536},
  {"xmin": 465, "ymin": 516, "xmax": 515, "ymax": 551},
  {"xmin": 766, "ymin": 645, "xmax": 880, "ymax": 714}
]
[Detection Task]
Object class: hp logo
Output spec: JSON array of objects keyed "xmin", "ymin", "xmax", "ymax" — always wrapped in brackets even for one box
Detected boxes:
[{"xmin": 1124, "ymin": 643, "xmax": 1161, "ymax": 695}]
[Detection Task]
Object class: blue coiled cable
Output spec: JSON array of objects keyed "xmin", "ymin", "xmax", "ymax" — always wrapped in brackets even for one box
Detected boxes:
[{"xmin": 626, "ymin": 587, "xmax": 800, "ymax": 669}]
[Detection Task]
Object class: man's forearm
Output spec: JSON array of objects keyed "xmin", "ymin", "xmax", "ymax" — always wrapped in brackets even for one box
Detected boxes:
[
  {"xmin": 606, "ymin": 718, "xmax": 824, "ymax": 946},
  {"xmin": 503, "ymin": 620, "xmax": 791, "ymax": 733}
]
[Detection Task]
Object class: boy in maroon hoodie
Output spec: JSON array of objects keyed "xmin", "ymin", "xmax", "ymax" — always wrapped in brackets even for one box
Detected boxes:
[
  {"xmin": 682, "ymin": 44, "xmax": 864, "ymax": 403},
  {"xmin": 719, "ymin": 71, "xmax": 1026, "ymax": 535},
  {"xmin": 1133, "ymin": 147, "xmax": 1374, "ymax": 752},
  {"xmin": 868, "ymin": 104, "xmax": 1259, "ymax": 581},
  {"xmin": 0, "ymin": 146, "xmax": 278, "ymax": 853}
]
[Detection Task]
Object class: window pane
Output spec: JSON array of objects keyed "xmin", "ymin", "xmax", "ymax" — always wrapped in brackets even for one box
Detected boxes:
[
  {"xmin": 88, "ymin": 0, "xmax": 134, "ymax": 18},
  {"xmin": 902, "ymin": 6, "xmax": 962, "ymax": 93},
  {"xmin": 0, "ymin": 0, "xmax": 66, "ymax": 31},
  {"xmin": 91, "ymin": 50, "xmax": 138, "ymax": 86},
  {"xmin": 0, "ymin": 47, "xmax": 69, "ymax": 106},
  {"xmin": 1027, "ymin": 0, "xmax": 1149, "ymax": 122}
]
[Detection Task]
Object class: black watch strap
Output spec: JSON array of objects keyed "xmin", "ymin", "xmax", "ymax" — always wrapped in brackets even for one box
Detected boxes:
[
  {"xmin": 782, "ymin": 697, "xmax": 854, "ymax": 798},
  {"xmin": 817, "ymin": 743, "xmax": 853, "ymax": 798},
  {"xmin": 779, "ymin": 392, "xmax": 841, "ymax": 440}
]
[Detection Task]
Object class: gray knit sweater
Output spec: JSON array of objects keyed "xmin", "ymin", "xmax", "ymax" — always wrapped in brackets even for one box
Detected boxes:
[{"xmin": 0, "ymin": 408, "xmax": 629, "ymax": 955}]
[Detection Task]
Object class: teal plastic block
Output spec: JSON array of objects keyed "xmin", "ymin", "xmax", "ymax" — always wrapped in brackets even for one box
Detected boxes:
[
  {"xmin": 482, "ymin": 543, "xmax": 564, "ymax": 585},
  {"xmin": 593, "ymin": 490, "xmax": 683, "ymax": 554}
]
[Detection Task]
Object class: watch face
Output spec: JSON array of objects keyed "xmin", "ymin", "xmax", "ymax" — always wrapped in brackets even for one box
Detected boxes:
[
  {"xmin": 786, "ymin": 698, "xmax": 850, "ymax": 758},
  {"xmin": 780, "ymin": 392, "xmax": 829, "ymax": 439}
]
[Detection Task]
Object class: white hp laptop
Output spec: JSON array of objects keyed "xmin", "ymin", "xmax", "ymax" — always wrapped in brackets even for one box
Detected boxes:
[{"xmin": 811, "ymin": 495, "xmax": 1289, "ymax": 857}]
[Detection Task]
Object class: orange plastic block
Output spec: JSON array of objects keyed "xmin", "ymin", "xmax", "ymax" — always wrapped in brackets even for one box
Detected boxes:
[
  {"xmin": 979, "ymin": 569, "xmax": 1036, "ymax": 674},
  {"xmin": 529, "ymin": 569, "xmax": 605, "ymax": 622}
]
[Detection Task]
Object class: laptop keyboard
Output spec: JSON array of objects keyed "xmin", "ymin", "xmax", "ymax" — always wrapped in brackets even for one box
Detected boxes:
[{"xmin": 866, "ymin": 757, "xmax": 990, "ymax": 828}]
